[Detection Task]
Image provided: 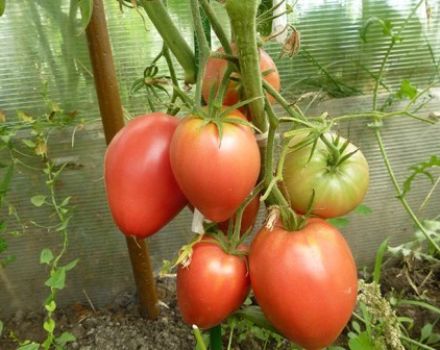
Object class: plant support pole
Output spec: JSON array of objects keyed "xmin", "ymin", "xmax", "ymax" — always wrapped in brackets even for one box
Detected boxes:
[{"xmin": 85, "ymin": 0, "xmax": 159, "ymax": 319}]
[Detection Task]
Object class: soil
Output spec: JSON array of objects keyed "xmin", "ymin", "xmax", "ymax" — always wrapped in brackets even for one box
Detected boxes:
[{"xmin": 1, "ymin": 257, "xmax": 439, "ymax": 350}]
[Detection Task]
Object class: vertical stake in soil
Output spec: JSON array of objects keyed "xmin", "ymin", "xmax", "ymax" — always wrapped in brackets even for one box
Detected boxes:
[{"xmin": 85, "ymin": 0, "xmax": 159, "ymax": 319}]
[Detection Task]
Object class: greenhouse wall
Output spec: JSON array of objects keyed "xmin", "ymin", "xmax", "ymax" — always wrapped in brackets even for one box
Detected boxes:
[{"xmin": 0, "ymin": 0, "xmax": 439, "ymax": 317}]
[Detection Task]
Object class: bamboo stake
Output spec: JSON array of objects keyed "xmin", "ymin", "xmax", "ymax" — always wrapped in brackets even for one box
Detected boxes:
[{"xmin": 85, "ymin": 0, "xmax": 159, "ymax": 319}]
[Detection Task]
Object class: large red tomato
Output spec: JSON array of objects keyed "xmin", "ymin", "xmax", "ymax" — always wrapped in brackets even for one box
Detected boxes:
[
  {"xmin": 218, "ymin": 195, "xmax": 261, "ymax": 235},
  {"xmin": 202, "ymin": 45, "xmax": 280, "ymax": 106},
  {"xmin": 170, "ymin": 109, "xmax": 260, "ymax": 222},
  {"xmin": 249, "ymin": 218, "xmax": 357, "ymax": 349},
  {"xmin": 104, "ymin": 113, "xmax": 187, "ymax": 238},
  {"xmin": 282, "ymin": 132, "xmax": 369, "ymax": 218},
  {"xmin": 177, "ymin": 238, "xmax": 250, "ymax": 329}
]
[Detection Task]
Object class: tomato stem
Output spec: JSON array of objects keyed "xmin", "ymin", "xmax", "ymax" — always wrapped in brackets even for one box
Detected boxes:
[
  {"xmin": 191, "ymin": 0, "xmax": 211, "ymax": 108},
  {"xmin": 200, "ymin": 0, "xmax": 232, "ymax": 55},
  {"xmin": 140, "ymin": 0, "xmax": 196, "ymax": 84},
  {"xmin": 225, "ymin": 0, "xmax": 267, "ymax": 132},
  {"xmin": 209, "ymin": 325, "xmax": 223, "ymax": 350},
  {"xmin": 374, "ymin": 127, "xmax": 440, "ymax": 254},
  {"xmin": 231, "ymin": 181, "xmax": 265, "ymax": 245}
]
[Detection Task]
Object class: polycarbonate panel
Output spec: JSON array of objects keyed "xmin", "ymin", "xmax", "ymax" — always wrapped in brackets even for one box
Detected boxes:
[{"xmin": 0, "ymin": 0, "xmax": 439, "ymax": 317}]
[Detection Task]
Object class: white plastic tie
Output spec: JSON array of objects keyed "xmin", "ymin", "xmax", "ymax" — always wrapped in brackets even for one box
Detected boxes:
[
  {"xmin": 256, "ymin": 130, "xmax": 269, "ymax": 146},
  {"xmin": 191, "ymin": 208, "xmax": 205, "ymax": 234}
]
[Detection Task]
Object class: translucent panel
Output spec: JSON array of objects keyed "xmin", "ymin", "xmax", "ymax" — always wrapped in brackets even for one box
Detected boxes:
[{"xmin": 0, "ymin": 0, "xmax": 439, "ymax": 317}]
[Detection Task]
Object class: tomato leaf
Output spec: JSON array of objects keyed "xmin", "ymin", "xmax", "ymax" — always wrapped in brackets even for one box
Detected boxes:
[
  {"xmin": 327, "ymin": 217, "xmax": 349, "ymax": 229},
  {"xmin": 40, "ymin": 248, "xmax": 54, "ymax": 265},
  {"xmin": 396, "ymin": 79, "xmax": 417, "ymax": 100},
  {"xmin": 30, "ymin": 195, "xmax": 47, "ymax": 207},
  {"xmin": 78, "ymin": 0, "xmax": 93, "ymax": 33},
  {"xmin": 0, "ymin": 0, "xmax": 5, "ymax": 17},
  {"xmin": 348, "ymin": 331, "xmax": 376, "ymax": 350},
  {"xmin": 354, "ymin": 204, "xmax": 372, "ymax": 215},
  {"xmin": 402, "ymin": 155, "xmax": 440, "ymax": 197}
]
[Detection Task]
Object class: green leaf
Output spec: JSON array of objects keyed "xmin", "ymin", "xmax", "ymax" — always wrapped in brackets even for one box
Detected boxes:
[
  {"xmin": 373, "ymin": 239, "xmax": 389, "ymax": 284},
  {"xmin": 60, "ymin": 196, "xmax": 71, "ymax": 207},
  {"xmin": 327, "ymin": 217, "xmax": 349, "ymax": 229},
  {"xmin": 0, "ymin": 319, "xmax": 3, "ymax": 336},
  {"xmin": 348, "ymin": 331, "xmax": 376, "ymax": 350},
  {"xmin": 0, "ymin": 163, "xmax": 14, "ymax": 198},
  {"xmin": 421, "ymin": 323, "xmax": 433, "ymax": 342},
  {"xmin": 0, "ymin": 237, "xmax": 7, "ymax": 253},
  {"xmin": 63, "ymin": 258, "xmax": 79, "ymax": 271},
  {"xmin": 402, "ymin": 155, "xmax": 440, "ymax": 197},
  {"xmin": 354, "ymin": 204, "xmax": 372, "ymax": 215},
  {"xmin": 43, "ymin": 318, "xmax": 55, "ymax": 333},
  {"xmin": 0, "ymin": 0, "xmax": 5, "ymax": 17},
  {"xmin": 22, "ymin": 139, "xmax": 36, "ymax": 148},
  {"xmin": 45, "ymin": 268, "xmax": 66, "ymax": 290},
  {"xmin": 40, "ymin": 248, "xmax": 54, "ymax": 265},
  {"xmin": 396, "ymin": 79, "xmax": 417, "ymax": 100},
  {"xmin": 30, "ymin": 195, "xmax": 47, "ymax": 207},
  {"xmin": 55, "ymin": 331, "xmax": 76, "ymax": 346},
  {"xmin": 360, "ymin": 17, "xmax": 390, "ymax": 43},
  {"xmin": 17, "ymin": 343, "xmax": 40, "ymax": 350},
  {"xmin": 79, "ymin": 0, "xmax": 93, "ymax": 33},
  {"xmin": 45, "ymin": 300, "xmax": 56, "ymax": 313}
]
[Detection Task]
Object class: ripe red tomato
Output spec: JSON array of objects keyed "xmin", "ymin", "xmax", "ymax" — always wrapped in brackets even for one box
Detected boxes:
[
  {"xmin": 249, "ymin": 218, "xmax": 357, "ymax": 349},
  {"xmin": 282, "ymin": 132, "xmax": 369, "ymax": 218},
  {"xmin": 202, "ymin": 45, "xmax": 280, "ymax": 107},
  {"xmin": 104, "ymin": 113, "xmax": 187, "ymax": 238},
  {"xmin": 170, "ymin": 109, "xmax": 260, "ymax": 222},
  {"xmin": 218, "ymin": 195, "xmax": 261, "ymax": 235},
  {"xmin": 177, "ymin": 238, "xmax": 250, "ymax": 329}
]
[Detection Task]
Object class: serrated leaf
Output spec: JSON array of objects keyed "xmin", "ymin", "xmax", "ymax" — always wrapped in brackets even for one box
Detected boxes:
[
  {"xmin": 22, "ymin": 139, "xmax": 36, "ymax": 148},
  {"xmin": 327, "ymin": 217, "xmax": 349, "ymax": 229},
  {"xmin": 402, "ymin": 155, "xmax": 440, "ymax": 197},
  {"xmin": 355, "ymin": 204, "xmax": 372, "ymax": 215},
  {"xmin": 43, "ymin": 318, "xmax": 55, "ymax": 333},
  {"xmin": 56, "ymin": 331, "xmax": 76, "ymax": 346},
  {"xmin": 30, "ymin": 195, "xmax": 47, "ymax": 207},
  {"xmin": 40, "ymin": 248, "xmax": 54, "ymax": 265},
  {"xmin": 45, "ymin": 268, "xmax": 66, "ymax": 290},
  {"xmin": 63, "ymin": 258, "xmax": 79, "ymax": 271},
  {"xmin": 348, "ymin": 332, "xmax": 376, "ymax": 350},
  {"xmin": 396, "ymin": 79, "xmax": 417, "ymax": 100},
  {"xmin": 79, "ymin": 0, "xmax": 93, "ymax": 33}
]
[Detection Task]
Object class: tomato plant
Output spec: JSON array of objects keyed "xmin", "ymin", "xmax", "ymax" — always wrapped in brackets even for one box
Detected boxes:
[
  {"xmin": 218, "ymin": 194, "xmax": 261, "ymax": 235},
  {"xmin": 170, "ymin": 109, "xmax": 260, "ymax": 222},
  {"xmin": 282, "ymin": 132, "xmax": 369, "ymax": 218},
  {"xmin": 202, "ymin": 45, "xmax": 280, "ymax": 108},
  {"xmin": 104, "ymin": 113, "xmax": 187, "ymax": 238},
  {"xmin": 177, "ymin": 237, "xmax": 250, "ymax": 329},
  {"xmin": 249, "ymin": 217, "xmax": 358, "ymax": 349}
]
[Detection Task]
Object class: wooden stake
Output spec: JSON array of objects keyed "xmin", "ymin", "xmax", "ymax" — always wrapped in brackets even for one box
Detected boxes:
[{"xmin": 85, "ymin": 0, "xmax": 159, "ymax": 319}]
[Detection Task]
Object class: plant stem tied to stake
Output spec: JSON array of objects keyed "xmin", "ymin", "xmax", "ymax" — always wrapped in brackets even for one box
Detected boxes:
[{"xmin": 85, "ymin": 0, "xmax": 159, "ymax": 319}]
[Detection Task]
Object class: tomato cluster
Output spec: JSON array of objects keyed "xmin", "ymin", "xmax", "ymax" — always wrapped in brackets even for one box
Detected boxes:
[{"xmin": 103, "ymin": 46, "xmax": 369, "ymax": 349}]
